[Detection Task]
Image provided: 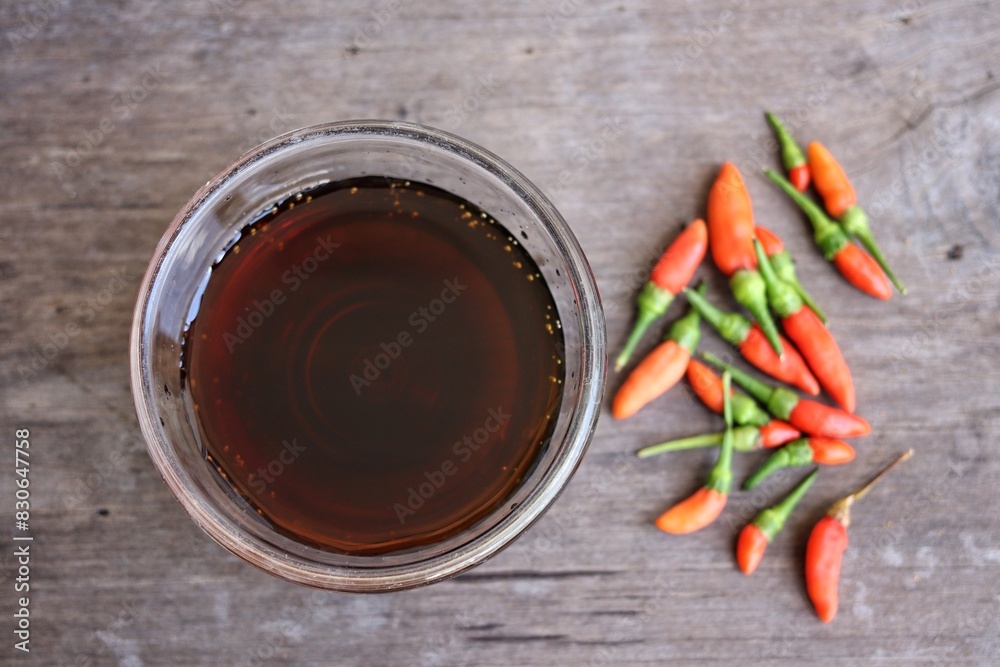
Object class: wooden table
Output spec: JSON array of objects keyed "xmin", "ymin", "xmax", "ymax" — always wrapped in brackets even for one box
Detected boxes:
[{"xmin": 2, "ymin": 1, "xmax": 999, "ymax": 664}]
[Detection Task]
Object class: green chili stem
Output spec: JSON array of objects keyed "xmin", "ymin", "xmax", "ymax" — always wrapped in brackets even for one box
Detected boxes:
[
  {"xmin": 701, "ymin": 352, "xmax": 799, "ymax": 420},
  {"xmin": 765, "ymin": 112, "xmax": 807, "ymax": 170},
  {"xmin": 769, "ymin": 249, "xmax": 827, "ymax": 322},
  {"xmin": 841, "ymin": 206, "xmax": 907, "ymax": 294},
  {"xmin": 743, "ymin": 438, "xmax": 814, "ymax": 490},
  {"xmin": 637, "ymin": 425, "xmax": 764, "ymax": 458},
  {"xmin": 615, "ymin": 281, "xmax": 673, "ymax": 371},
  {"xmin": 744, "ymin": 447, "xmax": 791, "ymax": 490},
  {"xmin": 706, "ymin": 371, "xmax": 735, "ymax": 494},
  {"xmin": 731, "ymin": 394, "xmax": 773, "ymax": 427},
  {"xmin": 764, "ymin": 170, "xmax": 849, "ymax": 260},
  {"xmin": 753, "ymin": 469, "xmax": 819, "ymax": 541},
  {"xmin": 682, "ymin": 287, "xmax": 751, "ymax": 346},
  {"xmin": 754, "ymin": 239, "xmax": 803, "ymax": 319},
  {"xmin": 723, "ymin": 370, "xmax": 733, "ymax": 428},
  {"xmin": 731, "ymin": 268, "xmax": 783, "ymax": 356},
  {"xmin": 666, "ymin": 282, "xmax": 705, "ymax": 352},
  {"xmin": 637, "ymin": 433, "xmax": 722, "ymax": 457},
  {"xmin": 789, "ymin": 281, "xmax": 827, "ymax": 323},
  {"xmin": 701, "ymin": 352, "xmax": 772, "ymax": 404}
]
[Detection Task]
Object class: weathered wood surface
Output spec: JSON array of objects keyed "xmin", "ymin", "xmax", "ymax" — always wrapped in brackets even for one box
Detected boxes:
[{"xmin": 2, "ymin": 0, "xmax": 999, "ymax": 664}]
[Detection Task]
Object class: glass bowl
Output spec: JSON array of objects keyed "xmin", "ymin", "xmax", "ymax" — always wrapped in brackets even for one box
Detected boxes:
[{"xmin": 129, "ymin": 120, "xmax": 606, "ymax": 591}]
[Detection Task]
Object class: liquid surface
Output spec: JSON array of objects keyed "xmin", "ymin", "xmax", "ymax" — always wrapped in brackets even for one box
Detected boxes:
[{"xmin": 183, "ymin": 178, "xmax": 565, "ymax": 555}]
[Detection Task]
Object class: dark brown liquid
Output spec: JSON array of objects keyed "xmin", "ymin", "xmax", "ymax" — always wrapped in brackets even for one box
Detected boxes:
[{"xmin": 183, "ymin": 178, "xmax": 564, "ymax": 555}]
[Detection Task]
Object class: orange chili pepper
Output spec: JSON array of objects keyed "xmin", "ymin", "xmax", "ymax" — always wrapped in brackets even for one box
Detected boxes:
[
  {"xmin": 656, "ymin": 487, "xmax": 728, "ymax": 535},
  {"xmin": 612, "ymin": 288, "xmax": 703, "ymax": 419},
  {"xmin": 806, "ymin": 451, "xmax": 913, "ymax": 622},
  {"xmin": 737, "ymin": 469, "xmax": 818, "ymax": 575},
  {"xmin": 807, "ymin": 142, "xmax": 906, "ymax": 294},
  {"xmin": 655, "ymin": 372, "xmax": 735, "ymax": 534},
  {"xmin": 754, "ymin": 240, "xmax": 856, "ymax": 412},
  {"xmin": 616, "ymin": 219, "xmax": 708, "ymax": 371},
  {"xmin": 708, "ymin": 163, "xmax": 757, "ymax": 275},
  {"xmin": 806, "ymin": 141, "xmax": 855, "ymax": 217},
  {"xmin": 708, "ymin": 163, "xmax": 783, "ymax": 355}
]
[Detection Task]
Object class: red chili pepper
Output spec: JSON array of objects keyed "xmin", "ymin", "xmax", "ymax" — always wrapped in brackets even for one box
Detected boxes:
[
  {"xmin": 708, "ymin": 163, "xmax": 783, "ymax": 355},
  {"xmin": 686, "ymin": 359, "xmax": 771, "ymax": 427},
  {"xmin": 765, "ymin": 112, "xmax": 810, "ymax": 192},
  {"xmin": 656, "ymin": 372, "xmax": 736, "ymax": 534},
  {"xmin": 754, "ymin": 239, "xmax": 856, "ymax": 412},
  {"xmin": 737, "ymin": 469, "xmax": 818, "ymax": 575},
  {"xmin": 759, "ymin": 420, "xmax": 802, "ymax": 448},
  {"xmin": 806, "ymin": 450, "xmax": 914, "ymax": 622},
  {"xmin": 616, "ymin": 219, "xmax": 708, "ymax": 371},
  {"xmin": 636, "ymin": 420, "xmax": 800, "ymax": 458},
  {"xmin": 701, "ymin": 353, "xmax": 870, "ymax": 438},
  {"xmin": 805, "ymin": 517, "xmax": 847, "ymax": 623},
  {"xmin": 708, "ymin": 163, "xmax": 756, "ymax": 275},
  {"xmin": 742, "ymin": 437, "xmax": 854, "ymax": 489},
  {"xmin": 754, "ymin": 226, "xmax": 826, "ymax": 322},
  {"xmin": 832, "ymin": 243, "xmax": 893, "ymax": 301},
  {"xmin": 613, "ymin": 288, "xmax": 703, "ymax": 419},
  {"xmin": 787, "ymin": 400, "xmax": 869, "ymax": 439},
  {"xmin": 764, "ymin": 169, "xmax": 893, "ymax": 300},
  {"xmin": 683, "ymin": 287, "xmax": 819, "ymax": 395},
  {"xmin": 753, "ymin": 225, "xmax": 783, "ymax": 256},
  {"xmin": 807, "ymin": 142, "xmax": 906, "ymax": 294}
]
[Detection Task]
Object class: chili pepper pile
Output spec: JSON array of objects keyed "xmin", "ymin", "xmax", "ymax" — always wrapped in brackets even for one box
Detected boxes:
[{"xmin": 611, "ymin": 112, "xmax": 912, "ymax": 622}]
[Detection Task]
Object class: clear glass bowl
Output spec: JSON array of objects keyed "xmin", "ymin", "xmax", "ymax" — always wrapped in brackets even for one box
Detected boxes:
[{"xmin": 130, "ymin": 120, "xmax": 606, "ymax": 591}]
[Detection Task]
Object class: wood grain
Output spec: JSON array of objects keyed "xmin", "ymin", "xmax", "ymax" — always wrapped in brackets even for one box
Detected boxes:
[{"xmin": 2, "ymin": 0, "xmax": 999, "ymax": 664}]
